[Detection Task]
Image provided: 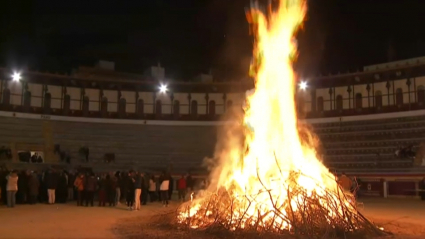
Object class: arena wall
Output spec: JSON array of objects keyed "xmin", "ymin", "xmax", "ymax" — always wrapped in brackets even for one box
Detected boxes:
[{"xmin": 0, "ymin": 111, "xmax": 218, "ymax": 172}]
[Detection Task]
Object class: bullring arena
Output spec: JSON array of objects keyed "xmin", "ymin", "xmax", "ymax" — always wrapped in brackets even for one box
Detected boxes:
[{"xmin": 1, "ymin": 55, "xmax": 425, "ymax": 238}]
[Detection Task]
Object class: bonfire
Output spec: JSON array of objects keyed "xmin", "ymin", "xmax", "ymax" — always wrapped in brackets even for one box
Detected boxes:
[{"xmin": 177, "ymin": 0, "xmax": 385, "ymax": 238}]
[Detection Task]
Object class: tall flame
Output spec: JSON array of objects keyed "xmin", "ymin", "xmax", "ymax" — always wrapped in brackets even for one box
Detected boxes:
[{"xmin": 178, "ymin": 0, "xmax": 364, "ymax": 234}]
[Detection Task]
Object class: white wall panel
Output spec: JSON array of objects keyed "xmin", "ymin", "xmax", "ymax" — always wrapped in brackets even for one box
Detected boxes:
[
  {"xmin": 139, "ymin": 92, "xmax": 154, "ymax": 113},
  {"xmin": 86, "ymin": 89, "xmax": 100, "ymax": 111},
  {"xmin": 49, "ymin": 85, "xmax": 62, "ymax": 109},
  {"xmin": 68, "ymin": 87, "xmax": 80, "ymax": 110},
  {"xmin": 104, "ymin": 90, "xmax": 118, "ymax": 112},
  {"xmin": 8, "ymin": 81, "xmax": 22, "ymax": 105}
]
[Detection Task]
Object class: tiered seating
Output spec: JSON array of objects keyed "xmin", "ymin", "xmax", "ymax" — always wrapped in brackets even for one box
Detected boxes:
[
  {"xmin": 311, "ymin": 115, "xmax": 425, "ymax": 170},
  {"xmin": 0, "ymin": 116, "xmax": 216, "ymax": 173},
  {"xmin": 1, "ymin": 112, "xmax": 425, "ymax": 173}
]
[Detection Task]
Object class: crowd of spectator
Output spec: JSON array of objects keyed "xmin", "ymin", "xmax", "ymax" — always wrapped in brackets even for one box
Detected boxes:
[
  {"xmin": 395, "ymin": 144, "xmax": 416, "ymax": 159},
  {"xmin": 0, "ymin": 168, "xmax": 200, "ymax": 210}
]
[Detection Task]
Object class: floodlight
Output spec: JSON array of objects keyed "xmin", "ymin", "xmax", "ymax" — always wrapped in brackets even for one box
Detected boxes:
[
  {"xmin": 12, "ymin": 72, "xmax": 21, "ymax": 82},
  {"xmin": 159, "ymin": 84, "xmax": 168, "ymax": 93},
  {"xmin": 299, "ymin": 81, "xmax": 307, "ymax": 90}
]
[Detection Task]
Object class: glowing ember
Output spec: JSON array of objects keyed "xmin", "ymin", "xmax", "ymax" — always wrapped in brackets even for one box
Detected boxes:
[{"xmin": 178, "ymin": 0, "xmax": 384, "ymax": 237}]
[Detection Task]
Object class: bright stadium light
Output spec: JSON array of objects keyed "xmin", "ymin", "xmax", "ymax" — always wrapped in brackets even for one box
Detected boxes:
[
  {"xmin": 11, "ymin": 72, "xmax": 21, "ymax": 82},
  {"xmin": 159, "ymin": 84, "xmax": 168, "ymax": 93},
  {"xmin": 299, "ymin": 81, "xmax": 307, "ymax": 90}
]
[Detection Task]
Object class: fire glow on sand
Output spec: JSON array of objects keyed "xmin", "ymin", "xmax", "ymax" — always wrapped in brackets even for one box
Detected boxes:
[{"xmin": 177, "ymin": 0, "xmax": 386, "ymax": 238}]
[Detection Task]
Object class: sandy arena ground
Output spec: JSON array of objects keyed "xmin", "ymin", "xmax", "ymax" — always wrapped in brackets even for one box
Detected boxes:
[{"xmin": 0, "ymin": 198, "xmax": 424, "ymax": 239}]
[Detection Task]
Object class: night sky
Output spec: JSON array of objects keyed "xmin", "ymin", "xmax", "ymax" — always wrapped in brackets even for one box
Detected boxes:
[{"xmin": 2, "ymin": 0, "xmax": 425, "ymax": 81}]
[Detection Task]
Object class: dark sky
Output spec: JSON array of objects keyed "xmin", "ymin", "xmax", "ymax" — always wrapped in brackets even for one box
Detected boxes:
[{"xmin": 2, "ymin": 0, "xmax": 425, "ymax": 81}]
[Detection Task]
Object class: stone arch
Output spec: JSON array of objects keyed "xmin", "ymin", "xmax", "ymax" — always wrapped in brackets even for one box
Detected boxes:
[
  {"xmin": 355, "ymin": 93, "xmax": 362, "ymax": 109},
  {"xmin": 118, "ymin": 98, "xmax": 126, "ymax": 118},
  {"xmin": 82, "ymin": 96, "xmax": 89, "ymax": 116},
  {"xmin": 173, "ymin": 100, "xmax": 180, "ymax": 119},
  {"xmin": 23, "ymin": 91, "xmax": 31, "ymax": 112},
  {"xmin": 155, "ymin": 100, "xmax": 162, "ymax": 115},
  {"xmin": 137, "ymin": 99, "xmax": 144, "ymax": 117},
  {"xmin": 417, "ymin": 85, "xmax": 425, "ymax": 105},
  {"xmin": 316, "ymin": 96, "xmax": 324, "ymax": 112},
  {"xmin": 2, "ymin": 88, "xmax": 10, "ymax": 105},
  {"xmin": 396, "ymin": 88, "xmax": 403, "ymax": 105},
  {"xmin": 336, "ymin": 95, "xmax": 343, "ymax": 110},
  {"xmin": 44, "ymin": 92, "xmax": 51, "ymax": 113},
  {"xmin": 375, "ymin": 91, "xmax": 382, "ymax": 108},
  {"xmin": 101, "ymin": 96, "xmax": 108, "ymax": 117},
  {"xmin": 208, "ymin": 100, "xmax": 216, "ymax": 115},
  {"xmin": 63, "ymin": 94, "xmax": 71, "ymax": 115},
  {"xmin": 191, "ymin": 100, "xmax": 198, "ymax": 116}
]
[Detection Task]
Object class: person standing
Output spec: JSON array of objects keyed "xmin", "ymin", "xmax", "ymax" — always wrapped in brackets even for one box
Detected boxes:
[
  {"xmin": 126, "ymin": 172, "xmax": 135, "ymax": 210},
  {"xmin": 121, "ymin": 172, "xmax": 129, "ymax": 205},
  {"xmin": 168, "ymin": 176, "xmax": 174, "ymax": 200},
  {"xmin": 98, "ymin": 174, "xmax": 107, "ymax": 207},
  {"xmin": 133, "ymin": 172, "xmax": 142, "ymax": 211},
  {"xmin": 45, "ymin": 170, "xmax": 59, "ymax": 204},
  {"xmin": 107, "ymin": 174, "xmax": 116, "ymax": 207},
  {"xmin": 186, "ymin": 173, "xmax": 194, "ymax": 198},
  {"xmin": 115, "ymin": 172, "xmax": 122, "ymax": 206},
  {"xmin": 57, "ymin": 171, "xmax": 68, "ymax": 203},
  {"xmin": 177, "ymin": 175, "xmax": 187, "ymax": 202},
  {"xmin": 148, "ymin": 175, "xmax": 157, "ymax": 202},
  {"xmin": 28, "ymin": 172, "xmax": 40, "ymax": 204},
  {"xmin": 159, "ymin": 172, "xmax": 170, "ymax": 207},
  {"xmin": 67, "ymin": 172, "xmax": 75, "ymax": 201},
  {"xmin": 17, "ymin": 171, "xmax": 28, "ymax": 204},
  {"xmin": 74, "ymin": 174, "xmax": 85, "ymax": 206},
  {"xmin": 84, "ymin": 173, "xmax": 96, "ymax": 207},
  {"xmin": 6, "ymin": 171, "xmax": 18, "ymax": 208}
]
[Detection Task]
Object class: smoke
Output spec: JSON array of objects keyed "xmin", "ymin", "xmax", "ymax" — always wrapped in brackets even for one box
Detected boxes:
[
  {"xmin": 202, "ymin": 106, "xmax": 246, "ymax": 189},
  {"xmin": 294, "ymin": 0, "xmax": 329, "ymax": 76},
  {"xmin": 206, "ymin": 0, "xmax": 252, "ymax": 81}
]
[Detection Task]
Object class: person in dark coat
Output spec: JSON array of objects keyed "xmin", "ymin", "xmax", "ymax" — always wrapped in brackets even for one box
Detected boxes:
[
  {"xmin": 84, "ymin": 173, "xmax": 97, "ymax": 207},
  {"xmin": 125, "ymin": 172, "xmax": 135, "ymax": 210},
  {"xmin": 168, "ymin": 176, "xmax": 174, "ymax": 200},
  {"xmin": 17, "ymin": 171, "xmax": 28, "ymax": 204},
  {"xmin": 0, "ymin": 170, "xmax": 8, "ymax": 205},
  {"xmin": 57, "ymin": 172, "xmax": 68, "ymax": 203},
  {"xmin": 28, "ymin": 172, "xmax": 40, "ymax": 204},
  {"xmin": 45, "ymin": 170, "xmax": 59, "ymax": 204},
  {"xmin": 67, "ymin": 172, "xmax": 75, "ymax": 201},
  {"xmin": 120, "ymin": 173, "xmax": 128, "ymax": 203},
  {"xmin": 107, "ymin": 174, "xmax": 116, "ymax": 206},
  {"xmin": 159, "ymin": 172, "xmax": 171, "ymax": 206},
  {"xmin": 38, "ymin": 172, "xmax": 46, "ymax": 203}
]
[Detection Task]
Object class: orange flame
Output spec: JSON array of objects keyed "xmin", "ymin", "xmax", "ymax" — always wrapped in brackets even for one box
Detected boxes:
[{"xmin": 178, "ymin": 0, "xmax": 356, "ymax": 232}]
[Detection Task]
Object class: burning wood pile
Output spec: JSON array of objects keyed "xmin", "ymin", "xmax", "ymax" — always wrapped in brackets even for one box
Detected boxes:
[
  {"xmin": 177, "ymin": 170, "xmax": 383, "ymax": 238},
  {"xmin": 177, "ymin": 0, "xmax": 387, "ymax": 238}
]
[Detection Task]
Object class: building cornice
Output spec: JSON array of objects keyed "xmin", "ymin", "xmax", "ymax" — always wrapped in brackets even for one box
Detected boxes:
[{"xmin": 0, "ymin": 68, "xmax": 254, "ymax": 93}]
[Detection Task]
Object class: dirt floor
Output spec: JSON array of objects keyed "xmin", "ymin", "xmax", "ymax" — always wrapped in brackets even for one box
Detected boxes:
[{"xmin": 0, "ymin": 198, "xmax": 423, "ymax": 239}]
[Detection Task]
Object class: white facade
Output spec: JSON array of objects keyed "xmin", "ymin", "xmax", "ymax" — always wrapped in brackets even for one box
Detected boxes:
[
  {"xmin": 0, "ymin": 79, "xmax": 245, "ymax": 116},
  {"xmin": 1, "ymin": 77, "xmax": 425, "ymax": 115}
]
